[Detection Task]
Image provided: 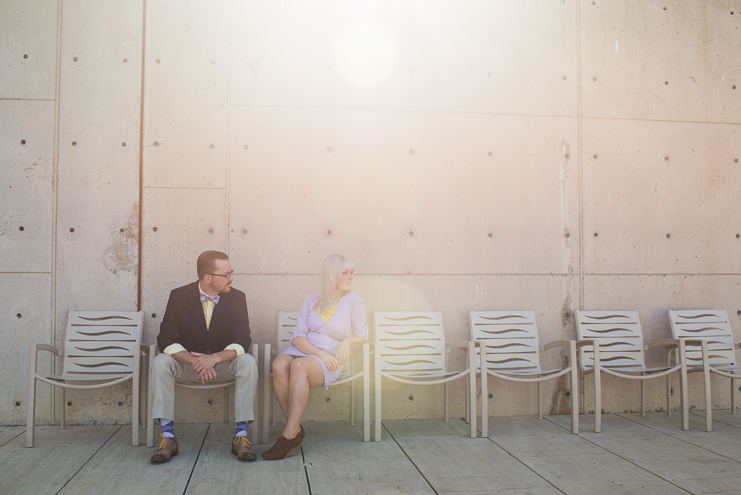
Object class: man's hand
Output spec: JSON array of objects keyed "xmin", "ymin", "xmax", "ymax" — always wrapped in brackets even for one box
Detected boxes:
[{"xmin": 191, "ymin": 352, "xmax": 220, "ymax": 384}]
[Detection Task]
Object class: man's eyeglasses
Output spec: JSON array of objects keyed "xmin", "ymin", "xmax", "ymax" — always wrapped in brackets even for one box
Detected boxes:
[{"xmin": 208, "ymin": 270, "xmax": 235, "ymax": 279}]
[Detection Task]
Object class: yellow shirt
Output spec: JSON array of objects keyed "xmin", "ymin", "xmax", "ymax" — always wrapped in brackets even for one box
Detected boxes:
[{"xmin": 163, "ymin": 283, "xmax": 245, "ymax": 357}]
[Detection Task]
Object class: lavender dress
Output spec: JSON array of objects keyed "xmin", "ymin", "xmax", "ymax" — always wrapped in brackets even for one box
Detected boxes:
[{"xmin": 278, "ymin": 292, "xmax": 369, "ymax": 389}]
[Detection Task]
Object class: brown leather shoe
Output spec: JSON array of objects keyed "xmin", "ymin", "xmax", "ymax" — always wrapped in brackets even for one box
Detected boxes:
[
  {"xmin": 231, "ymin": 435, "xmax": 257, "ymax": 461},
  {"xmin": 261, "ymin": 432, "xmax": 302, "ymax": 460},
  {"xmin": 150, "ymin": 434, "xmax": 179, "ymax": 462}
]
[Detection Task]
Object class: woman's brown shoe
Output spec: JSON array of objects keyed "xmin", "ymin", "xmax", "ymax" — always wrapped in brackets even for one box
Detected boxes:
[{"xmin": 261, "ymin": 433, "xmax": 302, "ymax": 460}]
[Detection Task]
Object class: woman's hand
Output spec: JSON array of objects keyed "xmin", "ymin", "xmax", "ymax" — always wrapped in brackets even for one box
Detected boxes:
[
  {"xmin": 318, "ymin": 350, "xmax": 341, "ymax": 372},
  {"xmin": 335, "ymin": 339, "xmax": 352, "ymax": 367}
]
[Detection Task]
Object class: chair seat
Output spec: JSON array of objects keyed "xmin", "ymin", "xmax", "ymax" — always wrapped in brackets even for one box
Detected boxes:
[
  {"xmin": 384, "ymin": 369, "xmax": 464, "ymax": 380},
  {"xmin": 46, "ymin": 373, "xmax": 132, "ymax": 382},
  {"xmin": 487, "ymin": 367, "xmax": 563, "ymax": 377}
]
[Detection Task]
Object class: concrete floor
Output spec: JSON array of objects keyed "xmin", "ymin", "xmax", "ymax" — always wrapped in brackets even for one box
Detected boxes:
[{"xmin": 3, "ymin": 411, "xmax": 741, "ymax": 494}]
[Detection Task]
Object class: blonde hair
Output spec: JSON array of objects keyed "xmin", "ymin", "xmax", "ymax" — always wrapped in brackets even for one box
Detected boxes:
[{"xmin": 315, "ymin": 254, "xmax": 354, "ymax": 313}]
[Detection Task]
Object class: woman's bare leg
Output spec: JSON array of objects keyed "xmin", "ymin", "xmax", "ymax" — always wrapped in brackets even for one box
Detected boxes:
[
  {"xmin": 282, "ymin": 357, "xmax": 325, "ymax": 439},
  {"xmin": 272, "ymin": 354, "xmax": 297, "ymax": 422}
]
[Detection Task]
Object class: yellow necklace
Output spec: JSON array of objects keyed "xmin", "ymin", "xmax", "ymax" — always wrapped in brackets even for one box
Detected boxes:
[{"xmin": 317, "ymin": 293, "xmax": 344, "ymax": 322}]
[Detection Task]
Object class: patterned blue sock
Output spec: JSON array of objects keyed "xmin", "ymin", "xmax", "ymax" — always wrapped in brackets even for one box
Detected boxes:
[
  {"xmin": 160, "ymin": 419, "xmax": 176, "ymax": 440},
  {"xmin": 235, "ymin": 421, "xmax": 249, "ymax": 437}
]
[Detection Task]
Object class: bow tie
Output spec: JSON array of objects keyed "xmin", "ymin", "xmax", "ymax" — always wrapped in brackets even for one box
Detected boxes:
[{"xmin": 200, "ymin": 294, "xmax": 220, "ymax": 304}]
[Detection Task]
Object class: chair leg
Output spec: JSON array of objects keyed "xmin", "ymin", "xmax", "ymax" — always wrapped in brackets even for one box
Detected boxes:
[
  {"xmin": 731, "ymin": 376, "xmax": 736, "ymax": 415},
  {"xmin": 537, "ymin": 379, "xmax": 542, "ymax": 420},
  {"xmin": 147, "ymin": 349, "xmax": 155, "ymax": 448},
  {"xmin": 468, "ymin": 342, "xmax": 476, "ymax": 438},
  {"xmin": 132, "ymin": 347, "xmax": 141, "ymax": 446},
  {"xmin": 464, "ymin": 377, "xmax": 469, "ymax": 424},
  {"xmin": 444, "ymin": 382, "xmax": 449, "ymax": 422},
  {"xmin": 250, "ymin": 344, "xmax": 259, "ymax": 446},
  {"xmin": 363, "ymin": 343, "xmax": 370, "ymax": 442},
  {"xmin": 666, "ymin": 350, "xmax": 672, "ymax": 417},
  {"xmin": 60, "ymin": 387, "xmax": 65, "ymax": 429},
  {"xmin": 26, "ymin": 346, "xmax": 37, "ymax": 448},
  {"xmin": 569, "ymin": 341, "xmax": 579, "ymax": 434},
  {"xmin": 263, "ymin": 343, "xmax": 271, "ymax": 444},
  {"xmin": 701, "ymin": 341, "xmax": 712, "ymax": 431},
  {"xmin": 678, "ymin": 341, "xmax": 689, "ymax": 431},
  {"xmin": 374, "ymin": 345, "xmax": 382, "ymax": 442},
  {"xmin": 594, "ymin": 346, "xmax": 602, "ymax": 433},
  {"xmin": 350, "ymin": 380, "xmax": 355, "ymax": 426},
  {"xmin": 640, "ymin": 372, "xmax": 645, "ymax": 417}
]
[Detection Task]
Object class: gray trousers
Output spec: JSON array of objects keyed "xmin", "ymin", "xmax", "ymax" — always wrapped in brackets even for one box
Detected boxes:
[{"xmin": 151, "ymin": 352, "xmax": 258, "ymax": 422}]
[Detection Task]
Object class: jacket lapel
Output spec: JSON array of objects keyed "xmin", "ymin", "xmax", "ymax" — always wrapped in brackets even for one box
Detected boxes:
[
  {"xmin": 190, "ymin": 281, "xmax": 208, "ymax": 333},
  {"xmin": 209, "ymin": 290, "xmax": 230, "ymax": 332}
]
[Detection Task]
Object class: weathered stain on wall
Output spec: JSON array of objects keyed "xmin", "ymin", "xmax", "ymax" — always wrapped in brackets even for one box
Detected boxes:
[{"xmin": 103, "ymin": 205, "xmax": 139, "ymax": 275}]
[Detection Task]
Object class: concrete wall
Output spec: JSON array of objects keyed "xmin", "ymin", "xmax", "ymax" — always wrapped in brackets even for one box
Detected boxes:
[{"xmin": 1, "ymin": 0, "xmax": 739, "ymax": 426}]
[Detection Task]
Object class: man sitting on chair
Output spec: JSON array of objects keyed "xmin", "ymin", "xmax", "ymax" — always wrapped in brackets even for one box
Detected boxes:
[{"xmin": 150, "ymin": 250, "xmax": 258, "ymax": 462}]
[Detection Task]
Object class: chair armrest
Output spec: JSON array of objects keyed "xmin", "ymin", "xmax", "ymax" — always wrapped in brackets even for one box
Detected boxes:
[
  {"xmin": 31, "ymin": 343, "xmax": 61, "ymax": 355},
  {"xmin": 447, "ymin": 341, "xmax": 473, "ymax": 354},
  {"xmin": 575, "ymin": 339, "xmax": 597, "ymax": 349},
  {"xmin": 542, "ymin": 340, "xmax": 573, "ymax": 351},
  {"xmin": 646, "ymin": 338, "xmax": 681, "ymax": 351}
]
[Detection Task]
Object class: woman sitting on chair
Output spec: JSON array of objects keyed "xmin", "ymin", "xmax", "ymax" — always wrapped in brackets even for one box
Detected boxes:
[{"xmin": 263, "ymin": 254, "xmax": 369, "ymax": 460}]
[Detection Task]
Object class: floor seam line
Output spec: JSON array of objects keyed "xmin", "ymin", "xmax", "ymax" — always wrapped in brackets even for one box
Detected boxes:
[
  {"xmin": 576, "ymin": 416, "xmax": 694, "ymax": 494},
  {"xmin": 54, "ymin": 425, "xmax": 122, "ymax": 495},
  {"xmin": 483, "ymin": 427, "xmax": 566, "ymax": 494},
  {"xmin": 618, "ymin": 412, "xmax": 741, "ymax": 466},
  {"xmin": 302, "ymin": 440, "xmax": 313, "ymax": 495},
  {"xmin": 385, "ymin": 423, "xmax": 440, "ymax": 495},
  {"xmin": 183, "ymin": 424, "xmax": 210, "ymax": 495}
]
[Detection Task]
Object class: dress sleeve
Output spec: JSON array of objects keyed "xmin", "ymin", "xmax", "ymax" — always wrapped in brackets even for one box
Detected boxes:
[
  {"xmin": 350, "ymin": 296, "xmax": 369, "ymax": 342},
  {"xmin": 290, "ymin": 296, "xmax": 312, "ymax": 343}
]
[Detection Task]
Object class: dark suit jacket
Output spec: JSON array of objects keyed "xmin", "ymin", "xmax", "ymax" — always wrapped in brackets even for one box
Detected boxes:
[{"xmin": 157, "ymin": 281, "xmax": 252, "ymax": 354}]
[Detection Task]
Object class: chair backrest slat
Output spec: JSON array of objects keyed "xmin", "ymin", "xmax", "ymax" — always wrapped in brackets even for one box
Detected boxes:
[
  {"xmin": 667, "ymin": 309, "xmax": 737, "ymax": 368},
  {"xmin": 374, "ymin": 311, "xmax": 447, "ymax": 376},
  {"xmin": 62, "ymin": 311, "xmax": 143, "ymax": 377},
  {"xmin": 469, "ymin": 310, "xmax": 543, "ymax": 374},
  {"xmin": 576, "ymin": 310, "xmax": 646, "ymax": 371}
]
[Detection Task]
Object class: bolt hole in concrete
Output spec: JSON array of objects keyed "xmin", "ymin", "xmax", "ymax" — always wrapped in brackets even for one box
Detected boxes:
[
  {"xmin": 73, "ymin": 57, "xmax": 77, "ymax": 61},
  {"xmin": 20, "ymin": 139, "xmax": 26, "ymax": 145},
  {"xmin": 153, "ymin": 227, "xmax": 158, "ymax": 232},
  {"xmin": 593, "ymin": 154, "xmax": 598, "ymax": 159},
  {"xmin": 243, "ymin": 145, "xmax": 249, "ymax": 150},
  {"xmin": 67, "ymin": 401, "xmax": 72, "ymax": 406},
  {"xmin": 409, "ymin": 231, "xmax": 414, "ymax": 236},
  {"xmin": 326, "ymin": 397, "xmax": 331, "ymax": 402},
  {"xmin": 488, "ymin": 151, "xmax": 492, "ymax": 156},
  {"xmin": 156, "ymin": 59, "xmax": 160, "ymax": 63},
  {"xmin": 242, "ymin": 229, "xmax": 248, "ymax": 234},
  {"xmin": 488, "ymin": 394, "xmax": 493, "ymax": 399},
  {"xmin": 123, "ymin": 58, "xmax": 127, "ymax": 63},
  {"xmin": 19, "ymin": 226, "xmax": 24, "ymax": 231},
  {"xmin": 23, "ymin": 54, "xmax": 28, "ymax": 59},
  {"xmin": 15, "ymin": 401, "xmax": 21, "ymax": 406},
  {"xmin": 209, "ymin": 144, "xmax": 214, "ymax": 149},
  {"xmin": 151, "ymin": 313, "xmax": 157, "ymax": 318},
  {"xmin": 735, "ymin": 159, "xmax": 739, "ymax": 163},
  {"xmin": 737, "ymin": 234, "xmax": 740, "ymax": 238},
  {"xmin": 122, "ymin": 142, "xmax": 126, "ymax": 147},
  {"xmin": 734, "ymin": 85, "xmax": 737, "ymax": 89},
  {"xmin": 564, "ymin": 232, "xmax": 570, "ymax": 238},
  {"xmin": 594, "ymin": 233, "xmax": 598, "ymax": 237},
  {"xmin": 16, "ymin": 313, "xmax": 22, "ymax": 318},
  {"xmin": 72, "ymin": 141, "xmax": 77, "ymax": 146},
  {"xmin": 666, "ymin": 233, "xmax": 671, "ymax": 238},
  {"xmin": 408, "ymin": 395, "xmax": 414, "ymax": 401},
  {"xmin": 118, "ymin": 401, "xmax": 123, "ymax": 406},
  {"xmin": 69, "ymin": 228, "xmax": 74, "ymax": 233},
  {"xmin": 665, "ymin": 156, "xmax": 669, "ymax": 161},
  {"xmin": 153, "ymin": 141, "xmax": 159, "ymax": 147},
  {"xmin": 326, "ymin": 230, "xmax": 332, "ymax": 236},
  {"xmin": 120, "ymin": 228, "xmax": 124, "ymax": 232},
  {"xmin": 665, "ymin": 81, "xmax": 669, "ymax": 85},
  {"xmin": 208, "ymin": 228, "xmax": 214, "ymax": 234},
  {"xmin": 208, "ymin": 399, "xmax": 213, "ymax": 405},
  {"xmin": 488, "ymin": 232, "xmax": 493, "ymax": 238}
]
